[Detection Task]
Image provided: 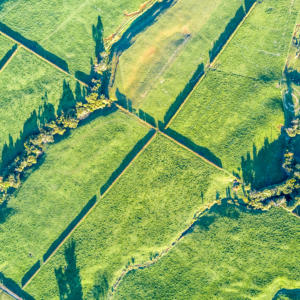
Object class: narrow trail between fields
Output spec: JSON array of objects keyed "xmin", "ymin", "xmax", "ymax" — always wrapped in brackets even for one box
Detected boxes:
[
  {"xmin": 0, "ymin": 44, "xmax": 19, "ymax": 74},
  {"xmin": 21, "ymin": 130, "xmax": 157, "ymax": 289},
  {"xmin": 14, "ymin": 0, "xmax": 256, "ymax": 295},
  {"xmin": 108, "ymin": 200, "xmax": 219, "ymax": 299},
  {"xmin": 0, "ymin": 29, "xmax": 88, "ymax": 87},
  {"xmin": 115, "ymin": 103, "xmax": 235, "ymax": 178},
  {"xmin": 164, "ymin": 0, "xmax": 258, "ymax": 129},
  {"xmin": 0, "ymin": 284, "xmax": 22, "ymax": 300}
]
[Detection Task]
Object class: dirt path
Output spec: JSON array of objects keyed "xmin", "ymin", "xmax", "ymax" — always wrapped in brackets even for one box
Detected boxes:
[
  {"xmin": 164, "ymin": 1, "xmax": 258, "ymax": 129},
  {"xmin": 108, "ymin": 201, "xmax": 218, "ymax": 298},
  {"xmin": 0, "ymin": 44, "xmax": 19, "ymax": 74},
  {"xmin": 0, "ymin": 284, "xmax": 22, "ymax": 300}
]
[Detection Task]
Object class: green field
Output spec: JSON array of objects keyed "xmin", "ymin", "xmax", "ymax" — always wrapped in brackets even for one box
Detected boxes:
[
  {"xmin": 0, "ymin": 111, "xmax": 147, "ymax": 283},
  {"xmin": 215, "ymin": 0, "xmax": 298, "ymax": 80},
  {"xmin": 170, "ymin": 71, "xmax": 286, "ymax": 189},
  {"xmin": 0, "ymin": 34, "xmax": 15, "ymax": 62},
  {"xmin": 25, "ymin": 134, "xmax": 233, "ymax": 299},
  {"xmin": 111, "ymin": 0, "xmax": 245, "ymax": 122},
  {"xmin": 0, "ymin": 48, "xmax": 81, "ymax": 169},
  {"xmin": 114, "ymin": 206, "xmax": 300, "ymax": 300},
  {"xmin": 0, "ymin": 0, "xmax": 146, "ymax": 75},
  {"xmin": 0, "ymin": 290, "xmax": 13, "ymax": 300},
  {"xmin": 169, "ymin": 0, "xmax": 297, "ymax": 188}
]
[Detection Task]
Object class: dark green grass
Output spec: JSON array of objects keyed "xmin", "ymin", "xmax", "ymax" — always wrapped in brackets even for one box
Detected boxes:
[
  {"xmin": 25, "ymin": 134, "xmax": 233, "ymax": 299},
  {"xmin": 0, "ymin": 34, "xmax": 14, "ymax": 61},
  {"xmin": 170, "ymin": 70, "xmax": 286, "ymax": 188},
  {"xmin": 215, "ymin": 0, "xmax": 298, "ymax": 80},
  {"xmin": 115, "ymin": 205, "xmax": 300, "ymax": 300},
  {"xmin": 0, "ymin": 48, "xmax": 81, "ymax": 167},
  {"xmin": 0, "ymin": 111, "xmax": 147, "ymax": 284},
  {"xmin": 112, "ymin": 0, "xmax": 244, "ymax": 122},
  {"xmin": 0, "ymin": 0, "xmax": 146, "ymax": 75}
]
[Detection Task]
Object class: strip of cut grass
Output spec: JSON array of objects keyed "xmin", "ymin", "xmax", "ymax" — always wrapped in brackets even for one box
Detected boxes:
[
  {"xmin": 0, "ymin": 48, "xmax": 81, "ymax": 166},
  {"xmin": 215, "ymin": 0, "xmax": 298, "ymax": 80},
  {"xmin": 0, "ymin": 34, "xmax": 14, "ymax": 61},
  {"xmin": 170, "ymin": 70, "xmax": 286, "ymax": 188},
  {"xmin": 0, "ymin": 0, "xmax": 146, "ymax": 75},
  {"xmin": 25, "ymin": 133, "xmax": 233, "ymax": 299},
  {"xmin": 114, "ymin": 205, "xmax": 300, "ymax": 300},
  {"xmin": 111, "ymin": 0, "xmax": 244, "ymax": 122},
  {"xmin": 0, "ymin": 111, "xmax": 147, "ymax": 284}
]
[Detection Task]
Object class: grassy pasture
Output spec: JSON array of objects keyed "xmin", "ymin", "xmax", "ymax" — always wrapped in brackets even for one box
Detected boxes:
[
  {"xmin": 114, "ymin": 205, "xmax": 300, "ymax": 300},
  {"xmin": 0, "ymin": 111, "xmax": 147, "ymax": 284},
  {"xmin": 170, "ymin": 70, "xmax": 286, "ymax": 189},
  {"xmin": 0, "ymin": 0, "xmax": 146, "ymax": 76},
  {"xmin": 0, "ymin": 48, "xmax": 82, "ymax": 170},
  {"xmin": 0, "ymin": 34, "xmax": 14, "ymax": 63},
  {"xmin": 111, "ymin": 0, "xmax": 245, "ymax": 122},
  {"xmin": 25, "ymin": 133, "xmax": 233, "ymax": 299},
  {"xmin": 215, "ymin": 0, "xmax": 298, "ymax": 80}
]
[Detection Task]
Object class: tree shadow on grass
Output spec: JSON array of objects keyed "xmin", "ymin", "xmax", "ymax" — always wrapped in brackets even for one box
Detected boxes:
[
  {"xmin": 75, "ymin": 15, "xmax": 105, "ymax": 85},
  {"xmin": 240, "ymin": 137, "xmax": 288, "ymax": 190},
  {"xmin": 164, "ymin": 127, "xmax": 223, "ymax": 168},
  {"xmin": 87, "ymin": 271, "xmax": 109, "ymax": 300},
  {"xmin": 43, "ymin": 196, "xmax": 96, "ymax": 262},
  {"xmin": 272, "ymin": 288, "xmax": 300, "ymax": 300},
  {"xmin": 0, "ymin": 80, "xmax": 85, "ymax": 176},
  {"xmin": 0, "ymin": 272, "xmax": 34, "ymax": 300},
  {"xmin": 55, "ymin": 240, "xmax": 83, "ymax": 300},
  {"xmin": 182, "ymin": 198, "xmax": 265, "ymax": 237},
  {"xmin": 100, "ymin": 129, "xmax": 155, "ymax": 195},
  {"xmin": 0, "ymin": 22, "xmax": 69, "ymax": 72},
  {"xmin": 162, "ymin": 63, "xmax": 204, "ymax": 127},
  {"xmin": 0, "ymin": 44, "xmax": 17, "ymax": 70},
  {"xmin": 0, "ymin": 200, "xmax": 15, "ymax": 224},
  {"xmin": 109, "ymin": 0, "xmax": 177, "ymax": 61}
]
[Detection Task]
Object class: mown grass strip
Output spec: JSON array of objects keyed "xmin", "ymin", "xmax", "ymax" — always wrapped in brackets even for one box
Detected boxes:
[{"xmin": 164, "ymin": 0, "xmax": 258, "ymax": 129}]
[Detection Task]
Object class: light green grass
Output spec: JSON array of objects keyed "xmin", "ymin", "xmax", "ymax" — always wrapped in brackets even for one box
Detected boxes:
[
  {"xmin": 0, "ymin": 290, "xmax": 13, "ymax": 300},
  {"xmin": 115, "ymin": 206, "xmax": 300, "ymax": 300},
  {"xmin": 170, "ymin": 70, "xmax": 286, "ymax": 188},
  {"xmin": 0, "ymin": 48, "xmax": 80, "ymax": 165},
  {"xmin": 25, "ymin": 134, "xmax": 233, "ymax": 299},
  {"xmin": 0, "ymin": 0, "xmax": 146, "ymax": 75},
  {"xmin": 112, "ymin": 0, "xmax": 244, "ymax": 121},
  {"xmin": 0, "ymin": 111, "xmax": 147, "ymax": 284},
  {"xmin": 215, "ymin": 0, "xmax": 298, "ymax": 80},
  {"xmin": 0, "ymin": 34, "xmax": 14, "ymax": 61}
]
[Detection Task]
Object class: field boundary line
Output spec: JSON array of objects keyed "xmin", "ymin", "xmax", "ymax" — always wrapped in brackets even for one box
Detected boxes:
[
  {"xmin": 21, "ymin": 197, "xmax": 99, "ymax": 289},
  {"xmin": 0, "ymin": 284, "xmax": 22, "ymax": 300},
  {"xmin": 116, "ymin": 103, "xmax": 235, "ymax": 178},
  {"xmin": 164, "ymin": 1, "xmax": 258, "ymax": 129},
  {"xmin": 22, "ymin": 130, "xmax": 157, "ymax": 290},
  {"xmin": 101, "ymin": 130, "xmax": 157, "ymax": 198},
  {"xmin": 0, "ymin": 29, "xmax": 88, "ymax": 87},
  {"xmin": 159, "ymin": 131, "xmax": 233, "ymax": 177},
  {"xmin": 109, "ymin": 200, "xmax": 219, "ymax": 298},
  {"xmin": 0, "ymin": 44, "xmax": 18, "ymax": 73}
]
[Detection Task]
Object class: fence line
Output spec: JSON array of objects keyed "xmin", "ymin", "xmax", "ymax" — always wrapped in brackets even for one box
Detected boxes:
[{"xmin": 164, "ymin": 1, "xmax": 258, "ymax": 129}]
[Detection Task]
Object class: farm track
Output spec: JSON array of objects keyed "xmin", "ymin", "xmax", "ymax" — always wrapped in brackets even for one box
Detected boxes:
[
  {"xmin": 164, "ymin": 0, "xmax": 258, "ymax": 129},
  {"xmin": 0, "ymin": 44, "xmax": 19, "ymax": 74},
  {"xmin": 21, "ymin": 130, "xmax": 157, "ymax": 290},
  {"xmin": 0, "ymin": 284, "xmax": 22, "ymax": 300},
  {"xmin": 115, "ymin": 103, "xmax": 234, "ymax": 178},
  {"xmin": 108, "ymin": 200, "xmax": 219, "ymax": 298},
  {"xmin": 0, "ymin": 0, "xmax": 266, "ymax": 297},
  {"xmin": 0, "ymin": 29, "xmax": 88, "ymax": 87}
]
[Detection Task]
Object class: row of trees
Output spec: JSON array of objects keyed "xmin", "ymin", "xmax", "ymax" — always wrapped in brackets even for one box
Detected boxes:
[{"xmin": 0, "ymin": 50, "xmax": 113, "ymax": 204}]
